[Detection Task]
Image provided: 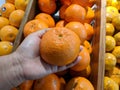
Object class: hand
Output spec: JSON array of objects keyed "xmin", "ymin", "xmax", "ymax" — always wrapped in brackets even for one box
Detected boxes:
[{"xmin": 16, "ymin": 29, "xmax": 81, "ymax": 80}]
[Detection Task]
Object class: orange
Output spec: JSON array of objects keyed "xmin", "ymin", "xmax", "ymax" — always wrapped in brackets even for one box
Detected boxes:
[
  {"xmin": 65, "ymin": 77, "xmax": 94, "ymax": 90},
  {"xmin": 59, "ymin": 77, "xmax": 66, "ymax": 90},
  {"xmin": 70, "ymin": 45, "xmax": 90, "ymax": 71},
  {"xmin": 56, "ymin": 20, "xmax": 67, "ymax": 27},
  {"xmin": 71, "ymin": 0, "xmax": 95, "ymax": 7},
  {"xmin": 23, "ymin": 19, "xmax": 48, "ymax": 37},
  {"xmin": 83, "ymin": 40, "xmax": 92, "ymax": 54},
  {"xmin": 106, "ymin": 36, "xmax": 116, "ymax": 52},
  {"xmin": 33, "ymin": 74, "xmax": 60, "ymax": 90},
  {"xmin": 0, "ymin": 3, "xmax": 15, "ymax": 18},
  {"xmin": 84, "ymin": 23, "xmax": 94, "ymax": 40},
  {"xmin": 0, "ymin": 25, "xmax": 18, "ymax": 42},
  {"xmin": 60, "ymin": 0, "xmax": 71, "ymax": 5},
  {"xmin": 59, "ymin": 5, "xmax": 69, "ymax": 19},
  {"xmin": 5, "ymin": 0, "xmax": 15, "ymax": 4},
  {"xmin": 15, "ymin": 0, "xmax": 29, "ymax": 11},
  {"xmin": 64, "ymin": 4, "xmax": 86, "ymax": 23},
  {"xmin": 70, "ymin": 64, "xmax": 91, "ymax": 78},
  {"xmin": 19, "ymin": 80, "xmax": 34, "ymax": 90},
  {"xmin": 85, "ymin": 7, "xmax": 95, "ymax": 23},
  {"xmin": 35, "ymin": 13, "xmax": 55, "ymax": 27},
  {"xmin": 55, "ymin": 69, "xmax": 69, "ymax": 76},
  {"xmin": 40, "ymin": 27, "xmax": 81, "ymax": 66},
  {"xmin": 106, "ymin": 23, "xmax": 115, "ymax": 36},
  {"xmin": 0, "ymin": 17, "xmax": 9, "ymax": 29},
  {"xmin": 38, "ymin": 0, "xmax": 57, "ymax": 14},
  {"xmin": 9, "ymin": 9, "xmax": 25, "ymax": 28},
  {"xmin": 0, "ymin": 41, "xmax": 13, "ymax": 56},
  {"xmin": 65, "ymin": 21, "xmax": 87, "ymax": 43}
]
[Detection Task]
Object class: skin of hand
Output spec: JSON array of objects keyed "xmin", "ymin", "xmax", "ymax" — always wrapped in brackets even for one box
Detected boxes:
[{"xmin": 0, "ymin": 29, "xmax": 81, "ymax": 90}]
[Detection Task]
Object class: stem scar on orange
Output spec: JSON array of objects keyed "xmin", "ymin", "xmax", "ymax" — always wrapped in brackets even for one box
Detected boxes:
[
  {"xmin": 0, "ymin": 2, "xmax": 15, "ymax": 18},
  {"xmin": 40, "ymin": 27, "xmax": 81, "ymax": 66}
]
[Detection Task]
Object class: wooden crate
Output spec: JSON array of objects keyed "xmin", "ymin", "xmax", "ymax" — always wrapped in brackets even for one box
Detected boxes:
[{"xmin": 13, "ymin": 0, "xmax": 106, "ymax": 90}]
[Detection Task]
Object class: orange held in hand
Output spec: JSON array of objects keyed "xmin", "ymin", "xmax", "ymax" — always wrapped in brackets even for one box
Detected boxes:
[{"xmin": 40, "ymin": 27, "xmax": 81, "ymax": 66}]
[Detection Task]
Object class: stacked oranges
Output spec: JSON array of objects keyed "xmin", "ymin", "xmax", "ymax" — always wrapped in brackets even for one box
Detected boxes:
[
  {"xmin": 12, "ymin": 0, "xmax": 97, "ymax": 90},
  {"xmin": 0, "ymin": 0, "xmax": 29, "ymax": 56}
]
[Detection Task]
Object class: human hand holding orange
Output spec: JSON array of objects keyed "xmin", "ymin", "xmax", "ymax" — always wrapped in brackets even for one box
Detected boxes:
[{"xmin": 0, "ymin": 29, "xmax": 81, "ymax": 90}]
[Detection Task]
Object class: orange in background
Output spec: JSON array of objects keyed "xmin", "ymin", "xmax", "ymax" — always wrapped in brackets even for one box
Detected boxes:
[
  {"xmin": 83, "ymin": 40, "xmax": 93, "ymax": 54},
  {"xmin": 23, "ymin": 19, "xmax": 48, "ymax": 37},
  {"xmin": 56, "ymin": 20, "xmax": 67, "ymax": 27},
  {"xmin": 33, "ymin": 74, "xmax": 60, "ymax": 90},
  {"xmin": 65, "ymin": 77, "xmax": 94, "ymax": 90},
  {"xmin": 84, "ymin": 23, "xmax": 94, "ymax": 40},
  {"xmin": 64, "ymin": 4, "xmax": 86, "ymax": 23},
  {"xmin": 59, "ymin": 5, "xmax": 69, "ymax": 19},
  {"xmin": 70, "ymin": 46, "xmax": 90, "ymax": 71},
  {"xmin": 60, "ymin": 0, "xmax": 71, "ymax": 5},
  {"xmin": 9, "ymin": 9, "xmax": 25, "ymax": 28},
  {"xmin": 0, "ymin": 17, "xmax": 9, "ymax": 29},
  {"xmin": 38, "ymin": 0, "xmax": 56, "ymax": 14},
  {"xmin": 65, "ymin": 21, "xmax": 87, "ymax": 43},
  {"xmin": 0, "ymin": 25, "xmax": 18, "ymax": 42},
  {"xmin": 71, "ymin": 0, "xmax": 95, "ymax": 7},
  {"xmin": 5, "ymin": 0, "xmax": 15, "ymax": 4},
  {"xmin": 35, "ymin": 13, "xmax": 55, "ymax": 27},
  {"xmin": 0, "ymin": 3, "xmax": 15, "ymax": 18}
]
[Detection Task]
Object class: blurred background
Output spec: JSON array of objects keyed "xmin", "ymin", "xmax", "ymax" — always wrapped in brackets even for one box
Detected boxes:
[{"xmin": 0, "ymin": 0, "xmax": 5, "ymax": 6}]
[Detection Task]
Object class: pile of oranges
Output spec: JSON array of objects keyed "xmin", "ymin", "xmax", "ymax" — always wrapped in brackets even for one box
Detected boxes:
[
  {"xmin": 104, "ymin": 0, "xmax": 120, "ymax": 89},
  {"xmin": 11, "ymin": 0, "xmax": 96, "ymax": 90},
  {"xmin": 0, "ymin": 0, "xmax": 29, "ymax": 56}
]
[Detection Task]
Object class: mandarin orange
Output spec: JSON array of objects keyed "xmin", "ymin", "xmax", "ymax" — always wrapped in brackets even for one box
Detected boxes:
[
  {"xmin": 40, "ymin": 27, "xmax": 81, "ymax": 66},
  {"xmin": 23, "ymin": 19, "xmax": 48, "ymax": 37}
]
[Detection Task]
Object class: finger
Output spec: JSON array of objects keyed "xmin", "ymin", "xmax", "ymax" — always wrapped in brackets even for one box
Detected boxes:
[{"xmin": 57, "ymin": 56, "xmax": 81, "ymax": 72}]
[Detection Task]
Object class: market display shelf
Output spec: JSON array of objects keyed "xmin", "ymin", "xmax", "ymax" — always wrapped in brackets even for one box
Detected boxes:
[{"xmin": 13, "ymin": 0, "xmax": 106, "ymax": 90}]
